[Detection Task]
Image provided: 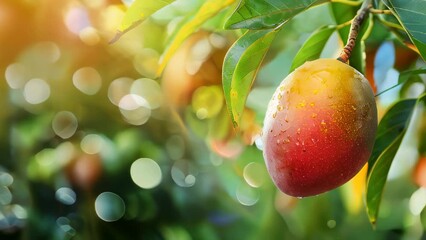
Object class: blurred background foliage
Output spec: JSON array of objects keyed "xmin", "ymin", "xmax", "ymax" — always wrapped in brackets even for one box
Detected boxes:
[{"xmin": 0, "ymin": 0, "xmax": 425, "ymax": 239}]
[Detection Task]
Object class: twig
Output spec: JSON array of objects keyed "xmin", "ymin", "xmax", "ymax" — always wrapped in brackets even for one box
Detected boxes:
[
  {"xmin": 337, "ymin": 0, "xmax": 372, "ymax": 63},
  {"xmin": 330, "ymin": 0, "xmax": 363, "ymax": 6},
  {"xmin": 369, "ymin": 9, "xmax": 392, "ymax": 14}
]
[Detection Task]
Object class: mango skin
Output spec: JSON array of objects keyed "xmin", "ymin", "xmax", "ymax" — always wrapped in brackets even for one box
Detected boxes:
[{"xmin": 262, "ymin": 59, "xmax": 378, "ymax": 197}]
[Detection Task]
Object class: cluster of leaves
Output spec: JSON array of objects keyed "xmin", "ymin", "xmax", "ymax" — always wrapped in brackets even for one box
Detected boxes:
[{"xmin": 115, "ymin": 0, "xmax": 426, "ymax": 226}]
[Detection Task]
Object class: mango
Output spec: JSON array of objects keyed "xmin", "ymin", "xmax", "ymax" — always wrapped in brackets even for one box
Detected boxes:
[{"xmin": 262, "ymin": 59, "xmax": 377, "ymax": 197}]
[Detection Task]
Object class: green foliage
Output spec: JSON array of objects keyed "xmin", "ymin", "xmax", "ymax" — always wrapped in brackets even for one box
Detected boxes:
[
  {"xmin": 366, "ymin": 93, "xmax": 426, "ymax": 224},
  {"xmin": 383, "ymin": 0, "xmax": 426, "ymax": 60},
  {"xmin": 113, "ymin": 0, "xmax": 426, "ymax": 228},
  {"xmin": 111, "ymin": 0, "xmax": 175, "ymax": 43},
  {"xmin": 224, "ymin": 0, "xmax": 329, "ymax": 30},
  {"xmin": 5, "ymin": 0, "xmax": 426, "ymax": 238},
  {"xmin": 222, "ymin": 29, "xmax": 278, "ymax": 126},
  {"xmin": 157, "ymin": 0, "xmax": 236, "ymax": 75},
  {"xmin": 290, "ymin": 25, "xmax": 337, "ymax": 72}
]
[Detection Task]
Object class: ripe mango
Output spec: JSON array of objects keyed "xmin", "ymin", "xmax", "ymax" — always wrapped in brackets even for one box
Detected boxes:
[{"xmin": 262, "ymin": 59, "xmax": 377, "ymax": 197}]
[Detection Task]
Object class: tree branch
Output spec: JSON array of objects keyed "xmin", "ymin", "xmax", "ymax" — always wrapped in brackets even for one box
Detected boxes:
[{"xmin": 337, "ymin": 0, "xmax": 372, "ymax": 63}]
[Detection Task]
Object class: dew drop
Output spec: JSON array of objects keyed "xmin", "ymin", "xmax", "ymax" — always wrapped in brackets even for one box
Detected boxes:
[
  {"xmin": 297, "ymin": 128, "xmax": 301, "ymax": 134},
  {"xmin": 297, "ymin": 101, "xmax": 306, "ymax": 108}
]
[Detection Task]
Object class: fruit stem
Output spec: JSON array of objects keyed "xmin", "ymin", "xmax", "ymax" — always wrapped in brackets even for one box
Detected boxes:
[{"xmin": 337, "ymin": 0, "xmax": 372, "ymax": 63}]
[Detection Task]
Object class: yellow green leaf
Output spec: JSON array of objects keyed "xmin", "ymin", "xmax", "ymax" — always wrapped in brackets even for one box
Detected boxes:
[
  {"xmin": 156, "ymin": 0, "xmax": 235, "ymax": 76},
  {"xmin": 110, "ymin": 0, "xmax": 175, "ymax": 43}
]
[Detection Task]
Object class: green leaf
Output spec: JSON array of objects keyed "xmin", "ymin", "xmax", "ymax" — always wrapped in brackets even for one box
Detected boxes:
[
  {"xmin": 110, "ymin": 0, "xmax": 175, "ymax": 43},
  {"xmin": 375, "ymin": 68, "xmax": 426, "ymax": 96},
  {"xmin": 222, "ymin": 29, "xmax": 278, "ymax": 127},
  {"xmin": 290, "ymin": 25, "xmax": 336, "ymax": 72},
  {"xmin": 366, "ymin": 94, "xmax": 426, "ymax": 225},
  {"xmin": 157, "ymin": 0, "xmax": 236, "ymax": 76},
  {"xmin": 366, "ymin": 132, "xmax": 404, "ymax": 226},
  {"xmin": 383, "ymin": 0, "xmax": 426, "ymax": 60},
  {"xmin": 367, "ymin": 99, "xmax": 416, "ymax": 171},
  {"xmin": 225, "ymin": 0, "xmax": 329, "ymax": 30}
]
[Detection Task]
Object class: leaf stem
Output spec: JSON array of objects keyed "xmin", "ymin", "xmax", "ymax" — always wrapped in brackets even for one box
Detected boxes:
[
  {"xmin": 330, "ymin": 0, "xmax": 363, "ymax": 6},
  {"xmin": 337, "ymin": 0, "xmax": 372, "ymax": 63},
  {"xmin": 369, "ymin": 8, "xmax": 392, "ymax": 14}
]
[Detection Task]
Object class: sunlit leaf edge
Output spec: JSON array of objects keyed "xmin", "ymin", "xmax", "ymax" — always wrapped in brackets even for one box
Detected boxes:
[
  {"xmin": 382, "ymin": 0, "xmax": 426, "ymax": 61},
  {"xmin": 224, "ymin": 0, "xmax": 329, "ymax": 30},
  {"xmin": 222, "ymin": 29, "xmax": 278, "ymax": 127},
  {"xmin": 156, "ymin": 0, "xmax": 236, "ymax": 76},
  {"xmin": 366, "ymin": 132, "xmax": 404, "ymax": 226},
  {"xmin": 366, "ymin": 93, "xmax": 426, "ymax": 225},
  {"xmin": 290, "ymin": 25, "xmax": 336, "ymax": 72},
  {"xmin": 110, "ymin": 0, "xmax": 175, "ymax": 43}
]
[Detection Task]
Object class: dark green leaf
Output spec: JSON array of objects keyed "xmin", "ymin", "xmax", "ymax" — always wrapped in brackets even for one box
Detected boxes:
[
  {"xmin": 375, "ymin": 68, "xmax": 426, "ymax": 96},
  {"xmin": 222, "ymin": 29, "xmax": 278, "ymax": 127},
  {"xmin": 367, "ymin": 99, "xmax": 416, "ymax": 170},
  {"xmin": 225, "ymin": 0, "xmax": 329, "ymax": 30},
  {"xmin": 366, "ymin": 93, "xmax": 426, "ymax": 225},
  {"xmin": 366, "ymin": 133, "xmax": 404, "ymax": 225},
  {"xmin": 290, "ymin": 25, "xmax": 336, "ymax": 72},
  {"xmin": 383, "ymin": 0, "xmax": 426, "ymax": 60}
]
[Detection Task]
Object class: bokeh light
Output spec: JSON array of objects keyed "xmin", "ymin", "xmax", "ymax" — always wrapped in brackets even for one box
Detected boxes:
[
  {"xmin": 0, "ymin": 186, "xmax": 12, "ymax": 205},
  {"xmin": 0, "ymin": 172, "xmax": 13, "ymax": 186},
  {"xmin": 171, "ymin": 160, "xmax": 197, "ymax": 188},
  {"xmin": 79, "ymin": 26, "xmax": 101, "ymax": 46},
  {"xmin": 5, "ymin": 63, "xmax": 30, "ymax": 89},
  {"xmin": 133, "ymin": 49, "xmax": 160, "ymax": 79},
  {"xmin": 23, "ymin": 78, "xmax": 50, "ymax": 104},
  {"xmin": 55, "ymin": 187, "xmax": 77, "ymax": 205},
  {"xmin": 108, "ymin": 77, "xmax": 133, "ymax": 106},
  {"xmin": 243, "ymin": 162, "xmax": 265, "ymax": 188},
  {"xmin": 32, "ymin": 41, "xmax": 61, "ymax": 64},
  {"xmin": 236, "ymin": 182, "xmax": 259, "ymax": 206},
  {"xmin": 81, "ymin": 134, "xmax": 104, "ymax": 154},
  {"xmin": 52, "ymin": 111, "xmax": 78, "ymax": 139},
  {"xmin": 130, "ymin": 78, "xmax": 163, "ymax": 109},
  {"xmin": 118, "ymin": 94, "xmax": 151, "ymax": 125},
  {"xmin": 72, "ymin": 67, "xmax": 102, "ymax": 95},
  {"xmin": 65, "ymin": 6, "xmax": 91, "ymax": 35},
  {"xmin": 130, "ymin": 158, "xmax": 162, "ymax": 189},
  {"xmin": 95, "ymin": 192, "xmax": 126, "ymax": 222},
  {"xmin": 191, "ymin": 85, "xmax": 223, "ymax": 119},
  {"xmin": 409, "ymin": 188, "xmax": 426, "ymax": 215}
]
